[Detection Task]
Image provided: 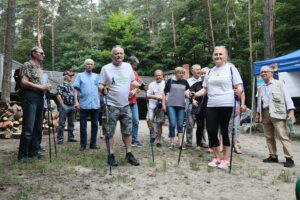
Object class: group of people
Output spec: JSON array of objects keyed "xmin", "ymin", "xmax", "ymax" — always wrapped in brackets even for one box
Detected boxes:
[{"xmin": 17, "ymin": 45, "xmax": 296, "ymax": 169}]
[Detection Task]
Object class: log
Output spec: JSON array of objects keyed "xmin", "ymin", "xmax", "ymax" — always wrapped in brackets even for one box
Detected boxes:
[
  {"xmin": 13, "ymin": 121, "xmax": 20, "ymax": 126},
  {"xmin": 2, "ymin": 121, "xmax": 13, "ymax": 129},
  {"xmin": 12, "ymin": 131, "xmax": 21, "ymax": 139},
  {"xmin": 0, "ymin": 129, "xmax": 12, "ymax": 139}
]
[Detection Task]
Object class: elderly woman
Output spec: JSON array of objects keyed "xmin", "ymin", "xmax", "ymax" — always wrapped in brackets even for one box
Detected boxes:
[
  {"xmin": 162, "ymin": 67, "xmax": 190, "ymax": 149},
  {"xmin": 193, "ymin": 46, "xmax": 243, "ymax": 169}
]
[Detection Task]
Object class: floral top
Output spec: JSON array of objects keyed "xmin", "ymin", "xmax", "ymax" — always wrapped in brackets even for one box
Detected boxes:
[
  {"xmin": 20, "ymin": 60, "xmax": 43, "ymax": 84},
  {"xmin": 57, "ymin": 82, "xmax": 74, "ymax": 106}
]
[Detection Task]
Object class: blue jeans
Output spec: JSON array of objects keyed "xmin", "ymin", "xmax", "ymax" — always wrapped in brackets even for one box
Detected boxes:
[
  {"xmin": 57, "ymin": 105, "xmax": 76, "ymax": 142},
  {"xmin": 167, "ymin": 106, "xmax": 185, "ymax": 138},
  {"xmin": 80, "ymin": 109, "xmax": 99, "ymax": 147},
  {"xmin": 130, "ymin": 103, "xmax": 139, "ymax": 143},
  {"xmin": 18, "ymin": 91, "xmax": 44, "ymax": 159}
]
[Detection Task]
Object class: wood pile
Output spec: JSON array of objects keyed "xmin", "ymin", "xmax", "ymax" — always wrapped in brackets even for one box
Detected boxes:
[
  {"xmin": 0, "ymin": 102, "xmax": 23, "ymax": 139},
  {"xmin": 43, "ymin": 111, "xmax": 59, "ymax": 135},
  {"xmin": 0, "ymin": 101, "xmax": 59, "ymax": 139}
]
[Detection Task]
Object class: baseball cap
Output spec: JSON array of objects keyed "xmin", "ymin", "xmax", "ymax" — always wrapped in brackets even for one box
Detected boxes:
[{"xmin": 63, "ymin": 70, "xmax": 74, "ymax": 76}]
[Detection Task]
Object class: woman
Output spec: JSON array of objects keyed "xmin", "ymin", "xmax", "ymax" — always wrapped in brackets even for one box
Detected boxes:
[
  {"xmin": 193, "ymin": 46, "xmax": 243, "ymax": 169},
  {"xmin": 189, "ymin": 67, "xmax": 208, "ymax": 150},
  {"xmin": 162, "ymin": 67, "xmax": 190, "ymax": 149}
]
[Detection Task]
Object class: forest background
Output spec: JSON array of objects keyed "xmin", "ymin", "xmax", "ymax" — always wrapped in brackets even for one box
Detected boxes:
[{"xmin": 1, "ymin": 0, "xmax": 300, "ymax": 106}]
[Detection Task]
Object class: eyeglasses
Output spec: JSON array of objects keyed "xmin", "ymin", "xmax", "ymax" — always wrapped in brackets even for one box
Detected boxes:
[{"xmin": 37, "ymin": 52, "xmax": 44, "ymax": 55}]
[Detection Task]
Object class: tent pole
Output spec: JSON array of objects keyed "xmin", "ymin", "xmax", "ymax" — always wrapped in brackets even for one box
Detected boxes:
[{"xmin": 250, "ymin": 76, "xmax": 256, "ymax": 135}]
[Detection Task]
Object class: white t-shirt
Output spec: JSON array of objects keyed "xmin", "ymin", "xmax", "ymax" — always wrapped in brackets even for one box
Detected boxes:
[
  {"xmin": 187, "ymin": 76, "xmax": 201, "ymax": 87},
  {"xmin": 147, "ymin": 80, "xmax": 165, "ymax": 109},
  {"xmin": 203, "ymin": 63, "xmax": 243, "ymax": 107},
  {"xmin": 99, "ymin": 62, "xmax": 135, "ymax": 107}
]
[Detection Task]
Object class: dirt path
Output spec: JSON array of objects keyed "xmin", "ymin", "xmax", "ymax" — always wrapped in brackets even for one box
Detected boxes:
[{"xmin": 0, "ymin": 121, "xmax": 299, "ymax": 200}]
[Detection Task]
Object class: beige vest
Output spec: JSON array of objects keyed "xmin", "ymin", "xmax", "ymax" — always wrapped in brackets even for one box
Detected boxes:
[{"xmin": 257, "ymin": 79, "xmax": 287, "ymax": 121}]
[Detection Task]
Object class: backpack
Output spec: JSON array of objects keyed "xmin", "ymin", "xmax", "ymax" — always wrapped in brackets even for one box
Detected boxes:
[{"xmin": 13, "ymin": 68, "xmax": 22, "ymax": 95}]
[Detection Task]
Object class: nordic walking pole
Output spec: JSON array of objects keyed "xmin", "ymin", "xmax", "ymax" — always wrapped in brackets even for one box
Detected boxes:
[
  {"xmin": 47, "ymin": 98, "xmax": 52, "ymax": 163},
  {"xmin": 229, "ymin": 97, "xmax": 237, "ymax": 174},
  {"xmin": 104, "ymin": 92, "xmax": 112, "ymax": 175},
  {"xmin": 178, "ymin": 98, "xmax": 191, "ymax": 165},
  {"xmin": 145, "ymin": 92, "xmax": 155, "ymax": 164},
  {"xmin": 47, "ymin": 95, "xmax": 57, "ymax": 157}
]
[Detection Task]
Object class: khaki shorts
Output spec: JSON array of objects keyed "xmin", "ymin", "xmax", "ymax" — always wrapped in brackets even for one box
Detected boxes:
[{"xmin": 102, "ymin": 105, "xmax": 132, "ymax": 137}]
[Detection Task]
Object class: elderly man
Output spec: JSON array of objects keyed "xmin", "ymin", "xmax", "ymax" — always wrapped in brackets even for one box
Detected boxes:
[
  {"xmin": 74, "ymin": 59, "xmax": 100, "ymax": 151},
  {"xmin": 99, "ymin": 45, "xmax": 141, "ymax": 166},
  {"xmin": 255, "ymin": 66, "xmax": 295, "ymax": 168},
  {"xmin": 56, "ymin": 70, "xmax": 77, "ymax": 144},
  {"xmin": 147, "ymin": 69, "xmax": 165, "ymax": 147},
  {"xmin": 18, "ymin": 47, "xmax": 52, "ymax": 163},
  {"xmin": 186, "ymin": 64, "xmax": 208, "ymax": 148}
]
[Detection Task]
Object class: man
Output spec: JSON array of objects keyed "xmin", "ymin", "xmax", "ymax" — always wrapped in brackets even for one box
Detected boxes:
[
  {"xmin": 147, "ymin": 70, "xmax": 165, "ymax": 147},
  {"xmin": 56, "ymin": 70, "xmax": 77, "ymax": 144},
  {"xmin": 255, "ymin": 66, "xmax": 295, "ymax": 168},
  {"xmin": 18, "ymin": 47, "xmax": 52, "ymax": 163},
  {"xmin": 74, "ymin": 59, "xmax": 100, "ymax": 151},
  {"xmin": 128, "ymin": 56, "xmax": 145, "ymax": 147},
  {"xmin": 186, "ymin": 64, "xmax": 208, "ymax": 148},
  {"xmin": 98, "ymin": 45, "xmax": 141, "ymax": 166}
]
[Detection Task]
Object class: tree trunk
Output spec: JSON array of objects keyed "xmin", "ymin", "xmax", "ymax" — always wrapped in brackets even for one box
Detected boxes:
[
  {"xmin": 90, "ymin": 0, "xmax": 94, "ymax": 49},
  {"xmin": 171, "ymin": 9, "xmax": 176, "ymax": 49},
  {"xmin": 263, "ymin": 0, "xmax": 276, "ymax": 59},
  {"xmin": 51, "ymin": 6, "xmax": 55, "ymax": 70},
  {"xmin": 225, "ymin": 0, "xmax": 230, "ymax": 38},
  {"xmin": 1, "ymin": 0, "xmax": 16, "ymax": 103},
  {"xmin": 248, "ymin": 0, "xmax": 253, "ymax": 74},
  {"xmin": 37, "ymin": 0, "xmax": 41, "ymax": 47},
  {"xmin": 207, "ymin": 0, "xmax": 215, "ymax": 50}
]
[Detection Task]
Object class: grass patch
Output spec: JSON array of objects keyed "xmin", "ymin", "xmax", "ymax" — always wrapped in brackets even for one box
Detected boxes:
[
  {"xmin": 189, "ymin": 160, "xmax": 200, "ymax": 171},
  {"xmin": 247, "ymin": 166, "xmax": 267, "ymax": 180},
  {"xmin": 277, "ymin": 170, "xmax": 293, "ymax": 183}
]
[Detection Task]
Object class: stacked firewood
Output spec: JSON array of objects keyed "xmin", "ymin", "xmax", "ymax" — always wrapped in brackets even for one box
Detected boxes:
[
  {"xmin": 43, "ymin": 111, "xmax": 59, "ymax": 130},
  {"xmin": 0, "ymin": 102, "xmax": 23, "ymax": 139},
  {"xmin": 0, "ymin": 101, "xmax": 59, "ymax": 139}
]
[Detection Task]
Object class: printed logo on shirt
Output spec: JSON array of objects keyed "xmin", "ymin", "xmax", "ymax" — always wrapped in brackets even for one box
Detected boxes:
[{"xmin": 115, "ymin": 71, "xmax": 130, "ymax": 84}]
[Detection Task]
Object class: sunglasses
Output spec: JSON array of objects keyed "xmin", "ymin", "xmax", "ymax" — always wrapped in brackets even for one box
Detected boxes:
[{"xmin": 36, "ymin": 52, "xmax": 44, "ymax": 55}]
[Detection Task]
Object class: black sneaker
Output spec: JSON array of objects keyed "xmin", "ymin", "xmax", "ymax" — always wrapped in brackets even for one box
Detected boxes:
[
  {"xmin": 68, "ymin": 138, "xmax": 78, "ymax": 142},
  {"xmin": 156, "ymin": 143, "xmax": 162, "ymax": 148},
  {"xmin": 263, "ymin": 156, "xmax": 278, "ymax": 163},
  {"xmin": 126, "ymin": 152, "xmax": 140, "ymax": 166},
  {"xmin": 57, "ymin": 140, "xmax": 63, "ymax": 145},
  {"xmin": 284, "ymin": 158, "xmax": 295, "ymax": 168},
  {"xmin": 79, "ymin": 146, "xmax": 86, "ymax": 151},
  {"xmin": 18, "ymin": 156, "xmax": 32, "ymax": 163},
  {"xmin": 90, "ymin": 144, "xmax": 100, "ymax": 149},
  {"xmin": 108, "ymin": 154, "xmax": 118, "ymax": 166}
]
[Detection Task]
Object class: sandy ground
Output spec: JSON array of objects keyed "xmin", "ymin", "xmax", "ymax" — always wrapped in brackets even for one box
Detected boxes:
[{"xmin": 0, "ymin": 121, "xmax": 300, "ymax": 200}]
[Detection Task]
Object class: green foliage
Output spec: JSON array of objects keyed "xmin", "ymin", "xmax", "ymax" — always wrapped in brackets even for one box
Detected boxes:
[{"xmin": 1, "ymin": 0, "xmax": 299, "ymax": 105}]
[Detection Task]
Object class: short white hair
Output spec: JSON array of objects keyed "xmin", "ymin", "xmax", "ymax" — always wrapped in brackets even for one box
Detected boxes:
[
  {"xmin": 84, "ymin": 58, "xmax": 94, "ymax": 66},
  {"xmin": 191, "ymin": 64, "xmax": 201, "ymax": 71}
]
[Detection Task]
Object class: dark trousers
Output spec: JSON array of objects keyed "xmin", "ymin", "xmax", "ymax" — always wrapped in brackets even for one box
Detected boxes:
[
  {"xmin": 195, "ymin": 115, "xmax": 205, "ymax": 146},
  {"xmin": 18, "ymin": 91, "xmax": 44, "ymax": 159},
  {"xmin": 206, "ymin": 107, "xmax": 233, "ymax": 148},
  {"xmin": 80, "ymin": 109, "xmax": 99, "ymax": 147}
]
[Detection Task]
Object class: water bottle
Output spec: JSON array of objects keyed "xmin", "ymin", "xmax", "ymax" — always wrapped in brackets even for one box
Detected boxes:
[{"xmin": 286, "ymin": 118, "xmax": 296, "ymax": 135}]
